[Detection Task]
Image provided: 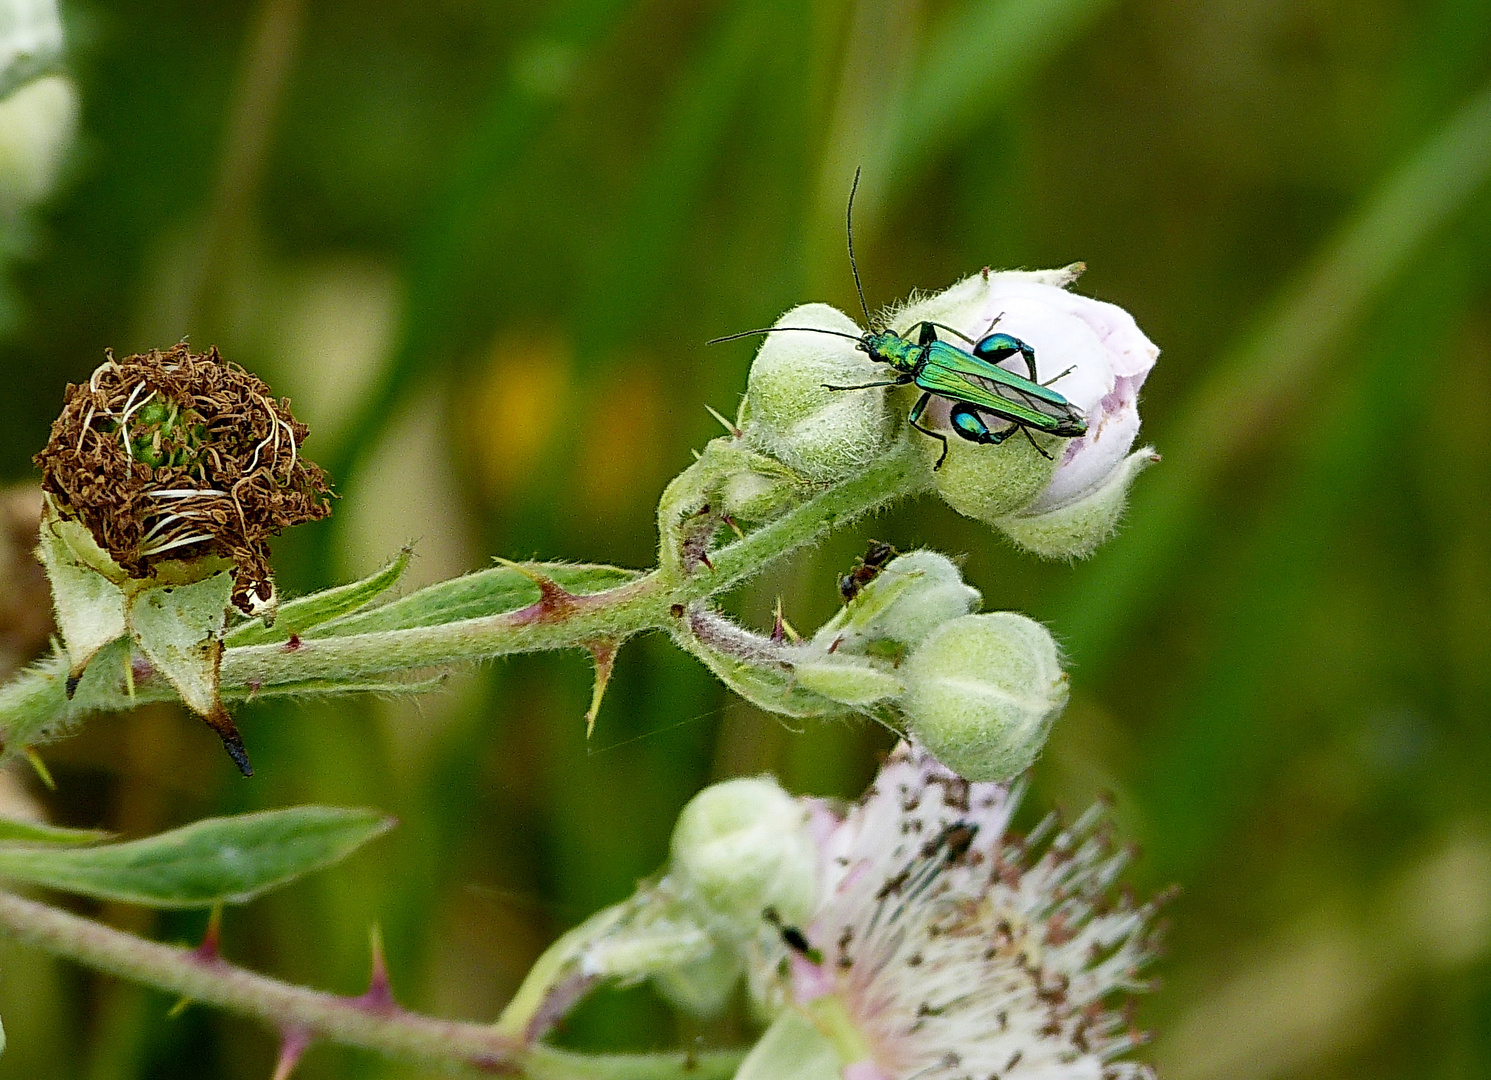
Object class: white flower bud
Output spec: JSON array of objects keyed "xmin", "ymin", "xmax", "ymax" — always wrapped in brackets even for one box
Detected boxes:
[
  {"xmin": 891, "ymin": 268, "xmax": 1158, "ymax": 549},
  {"xmin": 670, "ymin": 777, "xmax": 819, "ymax": 938},
  {"xmin": 813, "ymin": 549, "xmax": 981, "ymax": 660},
  {"xmin": 899, "ymin": 613, "xmax": 1069, "ymax": 781},
  {"xmin": 741, "ymin": 304, "xmax": 891, "ymax": 482},
  {"xmin": 994, "ymin": 446, "xmax": 1159, "ymax": 559}
]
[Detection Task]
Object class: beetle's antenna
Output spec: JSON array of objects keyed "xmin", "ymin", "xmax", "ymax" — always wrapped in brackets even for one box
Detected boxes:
[
  {"xmin": 846, "ymin": 167, "xmax": 872, "ymax": 328},
  {"xmin": 707, "ymin": 326, "xmax": 864, "ymax": 345}
]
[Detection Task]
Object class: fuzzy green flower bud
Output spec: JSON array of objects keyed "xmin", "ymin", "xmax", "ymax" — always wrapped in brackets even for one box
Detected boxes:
[
  {"xmin": 740, "ymin": 304, "xmax": 891, "ymax": 482},
  {"xmin": 993, "ymin": 446, "xmax": 1160, "ymax": 559},
  {"xmin": 899, "ymin": 613, "xmax": 1068, "ymax": 781},
  {"xmin": 813, "ymin": 549, "xmax": 981, "ymax": 663},
  {"xmin": 670, "ymin": 777, "xmax": 818, "ymax": 938}
]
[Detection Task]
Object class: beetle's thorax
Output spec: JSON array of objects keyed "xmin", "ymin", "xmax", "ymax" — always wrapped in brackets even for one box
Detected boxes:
[{"xmin": 862, "ymin": 330, "xmax": 923, "ymax": 373}]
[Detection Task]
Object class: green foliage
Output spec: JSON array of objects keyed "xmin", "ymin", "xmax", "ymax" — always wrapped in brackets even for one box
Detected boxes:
[
  {"xmin": 0, "ymin": 807, "xmax": 392, "ymax": 907},
  {"xmin": 222, "ymin": 545, "xmax": 411, "ymax": 646},
  {"xmin": 310, "ymin": 561, "xmax": 642, "ymax": 635},
  {"xmin": 0, "ymin": 0, "xmax": 1487, "ymax": 1076}
]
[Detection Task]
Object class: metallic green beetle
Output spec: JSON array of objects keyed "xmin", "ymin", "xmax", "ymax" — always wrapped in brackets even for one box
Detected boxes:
[{"xmin": 712, "ymin": 171, "xmax": 1088, "ymax": 468}]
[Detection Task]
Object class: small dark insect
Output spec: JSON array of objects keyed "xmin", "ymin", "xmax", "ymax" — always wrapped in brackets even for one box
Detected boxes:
[
  {"xmin": 839, "ymin": 540, "xmax": 898, "ymax": 603},
  {"xmin": 763, "ymin": 905, "xmax": 823, "ymax": 964}
]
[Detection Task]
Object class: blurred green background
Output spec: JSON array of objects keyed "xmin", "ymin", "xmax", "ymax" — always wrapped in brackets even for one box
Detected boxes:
[{"xmin": 0, "ymin": 0, "xmax": 1488, "ymax": 1076}]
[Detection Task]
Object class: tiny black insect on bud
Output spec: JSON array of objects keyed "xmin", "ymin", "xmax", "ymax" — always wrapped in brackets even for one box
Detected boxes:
[{"xmin": 838, "ymin": 539, "xmax": 898, "ymax": 603}]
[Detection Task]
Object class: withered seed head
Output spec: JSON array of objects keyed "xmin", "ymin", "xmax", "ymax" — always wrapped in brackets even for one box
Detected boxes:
[{"xmin": 34, "ymin": 344, "xmax": 333, "ymax": 613}]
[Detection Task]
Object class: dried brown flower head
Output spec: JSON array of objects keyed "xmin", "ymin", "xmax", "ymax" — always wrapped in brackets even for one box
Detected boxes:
[{"xmin": 34, "ymin": 344, "xmax": 333, "ymax": 613}]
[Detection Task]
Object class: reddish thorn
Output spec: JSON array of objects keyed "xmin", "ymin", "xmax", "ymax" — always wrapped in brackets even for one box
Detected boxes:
[
  {"xmin": 537, "ymin": 578, "xmax": 576, "ymax": 611},
  {"xmin": 495, "ymin": 558, "xmax": 578, "ymax": 616},
  {"xmin": 282, "ymin": 633, "xmax": 302, "ymax": 651},
  {"xmin": 583, "ymin": 639, "xmax": 620, "ymax": 737},
  {"xmin": 698, "ymin": 551, "xmax": 713, "ymax": 571},
  {"xmin": 353, "ymin": 925, "xmax": 398, "ymax": 1014},
  {"xmin": 771, "ymin": 608, "xmax": 785, "ymax": 644},
  {"xmin": 980, "ymin": 266, "xmax": 991, "ymax": 280},
  {"xmin": 194, "ymin": 905, "xmax": 224, "ymax": 964},
  {"xmin": 271, "ymin": 1027, "xmax": 311, "ymax": 1080},
  {"xmin": 827, "ymin": 635, "xmax": 842, "ymax": 654}
]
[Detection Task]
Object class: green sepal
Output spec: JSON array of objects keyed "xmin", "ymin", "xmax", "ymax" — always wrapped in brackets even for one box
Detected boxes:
[
  {"xmin": 127, "ymin": 570, "xmax": 234, "ymax": 720},
  {"xmin": 224, "ymin": 546, "xmax": 412, "ymax": 646},
  {"xmin": 671, "ymin": 612, "xmax": 902, "ymax": 719},
  {"xmin": 0, "ymin": 806, "xmax": 394, "ymax": 907},
  {"xmin": 36, "ymin": 506, "xmax": 127, "ymax": 682}
]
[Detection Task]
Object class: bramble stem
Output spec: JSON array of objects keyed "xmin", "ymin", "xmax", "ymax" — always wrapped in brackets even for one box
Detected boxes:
[
  {"xmin": 0, "ymin": 441, "xmax": 929, "ymax": 752},
  {"xmin": 0, "ymin": 890, "xmax": 743, "ymax": 1080}
]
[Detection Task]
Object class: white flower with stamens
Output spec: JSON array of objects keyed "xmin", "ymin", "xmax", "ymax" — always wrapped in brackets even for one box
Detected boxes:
[{"xmin": 738, "ymin": 742, "xmax": 1164, "ymax": 1080}]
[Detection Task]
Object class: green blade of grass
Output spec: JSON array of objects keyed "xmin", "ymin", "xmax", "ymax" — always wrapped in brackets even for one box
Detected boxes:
[{"xmin": 859, "ymin": 0, "xmax": 1117, "ymax": 226}]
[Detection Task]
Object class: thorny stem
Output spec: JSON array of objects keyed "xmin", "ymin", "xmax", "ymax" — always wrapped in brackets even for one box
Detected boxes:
[
  {"xmin": 0, "ymin": 440, "xmax": 929, "ymax": 748},
  {"xmin": 0, "ymin": 890, "xmax": 743, "ymax": 1080}
]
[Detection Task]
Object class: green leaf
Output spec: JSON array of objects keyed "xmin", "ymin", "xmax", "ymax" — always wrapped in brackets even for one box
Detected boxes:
[
  {"xmin": 0, "ymin": 807, "xmax": 394, "ymax": 907},
  {"xmin": 308, "ymin": 562, "xmax": 642, "ymax": 637},
  {"xmin": 0, "ymin": 817, "xmax": 109, "ymax": 845},
  {"xmin": 223, "ymin": 547, "xmax": 412, "ymax": 647}
]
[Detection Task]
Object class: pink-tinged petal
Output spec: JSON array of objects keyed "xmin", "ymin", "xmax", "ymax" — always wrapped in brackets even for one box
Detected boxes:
[
  {"xmin": 790, "ymin": 950, "xmax": 836, "ymax": 1003},
  {"xmin": 842, "ymin": 1060, "xmax": 894, "ymax": 1080}
]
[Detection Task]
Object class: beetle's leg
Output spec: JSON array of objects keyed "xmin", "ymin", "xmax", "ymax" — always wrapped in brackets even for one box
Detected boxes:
[
  {"xmin": 979, "ymin": 312, "xmax": 1006, "ymax": 337},
  {"xmin": 948, "ymin": 404, "xmax": 1049, "ymax": 459},
  {"xmin": 822, "ymin": 378, "xmax": 907, "ymax": 392},
  {"xmin": 972, "ymin": 332, "xmax": 1039, "ymax": 381},
  {"xmin": 1019, "ymin": 424, "xmax": 1054, "ymax": 460},
  {"xmin": 1016, "ymin": 341, "xmax": 1039, "ymax": 382},
  {"xmin": 1041, "ymin": 364, "xmax": 1075, "ymax": 387},
  {"xmin": 909, "ymin": 321, "xmax": 977, "ymax": 347},
  {"xmin": 908, "ymin": 392, "xmax": 951, "ymax": 470}
]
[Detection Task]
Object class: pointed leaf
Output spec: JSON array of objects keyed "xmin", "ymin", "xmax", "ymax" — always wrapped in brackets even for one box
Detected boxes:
[
  {"xmin": 0, "ymin": 817, "xmax": 110, "ymax": 845},
  {"xmin": 127, "ymin": 572, "xmax": 233, "ymax": 718},
  {"xmin": 310, "ymin": 562, "xmax": 641, "ymax": 636},
  {"xmin": 223, "ymin": 547, "xmax": 412, "ymax": 647},
  {"xmin": 0, "ymin": 806, "xmax": 394, "ymax": 907}
]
